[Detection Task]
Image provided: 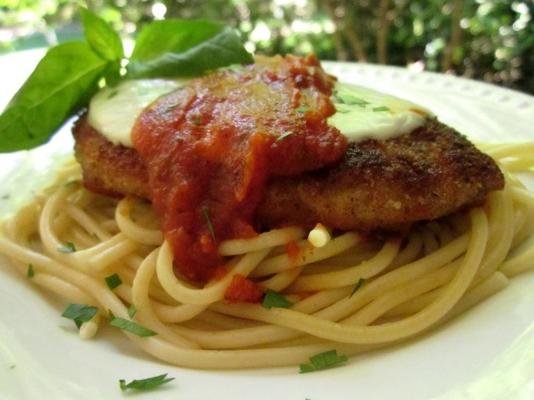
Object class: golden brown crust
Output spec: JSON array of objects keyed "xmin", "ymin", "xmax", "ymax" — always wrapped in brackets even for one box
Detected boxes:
[
  {"xmin": 73, "ymin": 115, "xmax": 504, "ymax": 231},
  {"xmin": 73, "ymin": 115, "xmax": 149, "ymax": 199},
  {"xmin": 257, "ymin": 119, "xmax": 504, "ymax": 230}
]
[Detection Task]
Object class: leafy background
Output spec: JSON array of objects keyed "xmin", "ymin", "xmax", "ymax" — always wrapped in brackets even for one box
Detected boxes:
[{"xmin": 0, "ymin": 0, "xmax": 532, "ymax": 94}]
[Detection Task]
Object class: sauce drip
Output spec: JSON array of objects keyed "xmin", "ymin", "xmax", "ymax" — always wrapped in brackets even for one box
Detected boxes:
[{"xmin": 132, "ymin": 55, "xmax": 347, "ymax": 282}]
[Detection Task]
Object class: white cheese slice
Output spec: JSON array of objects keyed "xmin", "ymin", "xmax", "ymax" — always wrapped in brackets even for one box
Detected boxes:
[
  {"xmin": 327, "ymin": 82, "xmax": 430, "ymax": 142},
  {"xmin": 88, "ymin": 79, "xmax": 430, "ymax": 147},
  {"xmin": 88, "ymin": 79, "xmax": 183, "ymax": 147}
]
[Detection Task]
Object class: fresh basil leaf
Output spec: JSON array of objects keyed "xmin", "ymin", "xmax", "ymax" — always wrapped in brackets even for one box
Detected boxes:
[
  {"xmin": 119, "ymin": 373, "xmax": 174, "ymax": 392},
  {"xmin": 62, "ymin": 303, "xmax": 98, "ymax": 329},
  {"xmin": 127, "ymin": 22, "xmax": 252, "ymax": 78},
  {"xmin": 110, "ymin": 316, "xmax": 156, "ymax": 337},
  {"xmin": 80, "ymin": 8, "xmax": 123, "ymax": 62},
  {"xmin": 262, "ymin": 289, "xmax": 293, "ymax": 309},
  {"xmin": 130, "ymin": 19, "xmax": 225, "ymax": 62},
  {"xmin": 299, "ymin": 350, "xmax": 348, "ymax": 373},
  {"xmin": 103, "ymin": 61, "xmax": 121, "ymax": 86},
  {"xmin": 0, "ymin": 42, "xmax": 108, "ymax": 152}
]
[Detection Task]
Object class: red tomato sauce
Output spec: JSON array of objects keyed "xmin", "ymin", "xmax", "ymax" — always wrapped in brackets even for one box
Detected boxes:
[
  {"xmin": 285, "ymin": 240, "xmax": 301, "ymax": 264},
  {"xmin": 224, "ymin": 274, "xmax": 264, "ymax": 303},
  {"xmin": 132, "ymin": 55, "xmax": 346, "ymax": 283}
]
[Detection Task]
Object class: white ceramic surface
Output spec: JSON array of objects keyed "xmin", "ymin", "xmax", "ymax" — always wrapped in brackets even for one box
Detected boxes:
[{"xmin": 0, "ymin": 50, "xmax": 533, "ymax": 400}]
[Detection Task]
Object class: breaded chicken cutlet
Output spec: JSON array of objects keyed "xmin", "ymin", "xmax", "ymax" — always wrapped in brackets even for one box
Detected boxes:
[{"xmin": 73, "ymin": 114, "xmax": 504, "ymax": 232}]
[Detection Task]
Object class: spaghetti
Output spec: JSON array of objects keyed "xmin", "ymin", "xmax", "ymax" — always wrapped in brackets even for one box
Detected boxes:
[{"xmin": 0, "ymin": 144, "xmax": 533, "ymax": 369}]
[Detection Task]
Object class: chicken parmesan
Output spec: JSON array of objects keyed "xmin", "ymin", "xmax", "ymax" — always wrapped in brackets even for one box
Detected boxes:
[
  {"xmin": 73, "ymin": 55, "xmax": 503, "ymax": 282},
  {"xmin": 2, "ymin": 14, "xmax": 533, "ymax": 375}
]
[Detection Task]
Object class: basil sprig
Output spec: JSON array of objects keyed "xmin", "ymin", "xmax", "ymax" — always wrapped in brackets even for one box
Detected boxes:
[
  {"xmin": 0, "ymin": 42, "xmax": 108, "ymax": 152},
  {"xmin": 80, "ymin": 8, "xmax": 123, "ymax": 63},
  {"xmin": 127, "ymin": 20, "xmax": 253, "ymax": 78},
  {"xmin": 0, "ymin": 11, "xmax": 251, "ymax": 153}
]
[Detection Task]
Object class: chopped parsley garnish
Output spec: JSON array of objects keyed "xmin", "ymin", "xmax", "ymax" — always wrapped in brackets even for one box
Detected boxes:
[
  {"xmin": 119, "ymin": 373, "xmax": 174, "ymax": 392},
  {"xmin": 105, "ymin": 273, "xmax": 122, "ymax": 290},
  {"xmin": 295, "ymin": 104, "xmax": 310, "ymax": 114},
  {"xmin": 201, "ymin": 207, "xmax": 216, "ymax": 242},
  {"xmin": 64, "ymin": 179, "xmax": 80, "ymax": 188},
  {"xmin": 107, "ymin": 89, "xmax": 118, "ymax": 99},
  {"xmin": 350, "ymin": 278, "xmax": 365, "ymax": 297},
  {"xmin": 191, "ymin": 114, "xmax": 202, "ymax": 126},
  {"xmin": 299, "ymin": 350, "xmax": 348, "ymax": 373},
  {"xmin": 27, "ymin": 264, "xmax": 35, "ymax": 278},
  {"xmin": 57, "ymin": 242, "xmax": 76, "ymax": 253},
  {"xmin": 110, "ymin": 316, "xmax": 156, "ymax": 337},
  {"xmin": 128, "ymin": 304, "xmax": 137, "ymax": 318},
  {"xmin": 334, "ymin": 92, "xmax": 369, "ymax": 107},
  {"xmin": 334, "ymin": 103, "xmax": 352, "ymax": 113},
  {"xmin": 372, "ymin": 106, "xmax": 390, "ymax": 112},
  {"xmin": 276, "ymin": 131, "xmax": 294, "ymax": 142},
  {"xmin": 62, "ymin": 304, "xmax": 98, "ymax": 329},
  {"xmin": 262, "ymin": 289, "xmax": 293, "ymax": 309}
]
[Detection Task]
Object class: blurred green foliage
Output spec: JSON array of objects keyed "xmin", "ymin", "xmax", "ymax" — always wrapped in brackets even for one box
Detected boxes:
[{"xmin": 0, "ymin": 0, "xmax": 532, "ymax": 94}]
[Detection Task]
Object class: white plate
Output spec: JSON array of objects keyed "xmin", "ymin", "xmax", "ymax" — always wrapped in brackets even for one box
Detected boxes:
[{"xmin": 0, "ymin": 50, "xmax": 533, "ymax": 400}]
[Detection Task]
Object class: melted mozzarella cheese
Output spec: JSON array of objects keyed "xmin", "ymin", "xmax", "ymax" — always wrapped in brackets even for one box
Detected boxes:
[
  {"xmin": 88, "ymin": 79, "xmax": 183, "ymax": 147},
  {"xmin": 328, "ymin": 82, "xmax": 430, "ymax": 142},
  {"xmin": 88, "ymin": 79, "xmax": 430, "ymax": 147}
]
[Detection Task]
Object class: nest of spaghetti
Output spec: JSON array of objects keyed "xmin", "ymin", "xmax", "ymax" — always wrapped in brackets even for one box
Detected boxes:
[{"xmin": 0, "ymin": 143, "xmax": 533, "ymax": 370}]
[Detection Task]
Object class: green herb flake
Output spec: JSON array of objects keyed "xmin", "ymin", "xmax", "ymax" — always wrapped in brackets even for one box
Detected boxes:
[
  {"xmin": 276, "ymin": 131, "xmax": 294, "ymax": 142},
  {"xmin": 334, "ymin": 92, "xmax": 369, "ymax": 107},
  {"xmin": 334, "ymin": 103, "xmax": 352, "ymax": 113},
  {"xmin": 105, "ymin": 273, "xmax": 122, "ymax": 290},
  {"xmin": 64, "ymin": 179, "xmax": 80, "ymax": 188},
  {"xmin": 201, "ymin": 207, "xmax": 216, "ymax": 242},
  {"xmin": 9, "ymin": 364, "xmax": 16, "ymax": 370},
  {"xmin": 110, "ymin": 316, "xmax": 156, "ymax": 337},
  {"xmin": 295, "ymin": 104, "xmax": 310, "ymax": 114},
  {"xmin": 27, "ymin": 264, "xmax": 35, "ymax": 278},
  {"xmin": 62, "ymin": 304, "xmax": 98, "ymax": 329},
  {"xmin": 191, "ymin": 114, "xmax": 202, "ymax": 126},
  {"xmin": 128, "ymin": 305, "xmax": 137, "ymax": 318},
  {"xmin": 350, "ymin": 278, "xmax": 365, "ymax": 297},
  {"xmin": 107, "ymin": 89, "xmax": 119, "ymax": 99},
  {"xmin": 57, "ymin": 242, "xmax": 76, "ymax": 253},
  {"xmin": 372, "ymin": 106, "xmax": 390, "ymax": 112},
  {"xmin": 119, "ymin": 373, "xmax": 174, "ymax": 392},
  {"xmin": 299, "ymin": 350, "xmax": 348, "ymax": 373},
  {"xmin": 262, "ymin": 289, "xmax": 293, "ymax": 309}
]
